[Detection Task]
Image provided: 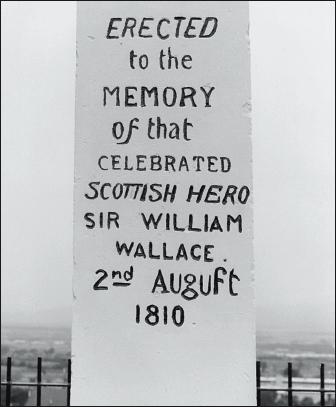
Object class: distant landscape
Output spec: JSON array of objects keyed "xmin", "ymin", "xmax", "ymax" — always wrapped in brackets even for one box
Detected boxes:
[
  {"xmin": 1, "ymin": 325, "xmax": 71, "ymax": 406},
  {"xmin": 1, "ymin": 323, "xmax": 335, "ymax": 406}
]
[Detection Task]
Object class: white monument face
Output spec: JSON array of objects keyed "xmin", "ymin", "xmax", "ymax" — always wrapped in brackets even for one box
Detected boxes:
[{"xmin": 72, "ymin": 1, "xmax": 255, "ymax": 405}]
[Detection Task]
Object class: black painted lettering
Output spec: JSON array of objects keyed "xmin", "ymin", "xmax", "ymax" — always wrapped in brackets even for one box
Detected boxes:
[
  {"xmin": 136, "ymin": 305, "xmax": 140, "ymax": 324},
  {"xmin": 204, "ymin": 185, "xmax": 222, "ymax": 203},
  {"xmin": 207, "ymin": 156, "xmax": 218, "ymax": 172},
  {"xmin": 134, "ymin": 243, "xmax": 146, "ymax": 258},
  {"xmin": 122, "ymin": 18, "xmax": 137, "ymax": 38},
  {"xmin": 98, "ymin": 156, "xmax": 108, "ymax": 170},
  {"xmin": 199, "ymin": 17, "xmax": 218, "ymax": 38},
  {"xmin": 172, "ymin": 306, "xmax": 184, "ymax": 327},
  {"xmin": 193, "ymin": 156, "xmax": 205, "ymax": 171},
  {"xmin": 190, "ymin": 244, "xmax": 201, "ymax": 260},
  {"xmin": 84, "ymin": 213, "xmax": 95, "ymax": 229},
  {"xmin": 124, "ymin": 266, "xmax": 134, "ymax": 281},
  {"xmin": 176, "ymin": 244, "xmax": 188, "ymax": 261},
  {"xmin": 149, "ymin": 184, "xmax": 163, "ymax": 202},
  {"xmin": 186, "ymin": 185, "xmax": 206, "ymax": 203},
  {"xmin": 204, "ymin": 214, "xmax": 209, "ymax": 232},
  {"xmin": 181, "ymin": 274, "xmax": 199, "ymax": 301},
  {"xmin": 93, "ymin": 269, "xmax": 108, "ymax": 290},
  {"xmin": 145, "ymin": 305, "xmax": 160, "ymax": 326},
  {"xmin": 163, "ymin": 306, "xmax": 168, "ymax": 325},
  {"xmin": 163, "ymin": 243, "xmax": 174, "ymax": 260},
  {"xmin": 165, "ymin": 155, "xmax": 176, "ymax": 171},
  {"xmin": 152, "ymin": 270, "xmax": 170, "ymax": 294},
  {"xmin": 138, "ymin": 18, "xmax": 153, "ymax": 38},
  {"xmin": 183, "ymin": 119, "xmax": 193, "ymax": 140},
  {"xmin": 167, "ymin": 47, "xmax": 178, "ymax": 69},
  {"xmin": 173, "ymin": 214, "xmax": 185, "ymax": 232},
  {"xmin": 169, "ymin": 122, "xmax": 179, "ymax": 139},
  {"xmin": 209, "ymin": 216, "xmax": 223, "ymax": 232},
  {"xmin": 157, "ymin": 117, "xmax": 167, "ymax": 138},
  {"xmin": 163, "ymin": 184, "xmax": 177, "ymax": 203},
  {"xmin": 85, "ymin": 182, "xmax": 100, "ymax": 200},
  {"xmin": 150, "ymin": 155, "xmax": 162, "ymax": 171},
  {"xmin": 181, "ymin": 55, "xmax": 192, "ymax": 69},
  {"xmin": 149, "ymin": 242, "xmax": 160, "ymax": 259},
  {"xmin": 112, "ymin": 270, "xmax": 122, "ymax": 280},
  {"xmin": 214, "ymin": 267, "xmax": 227, "ymax": 295},
  {"xmin": 238, "ymin": 186, "xmax": 250, "ymax": 204},
  {"xmin": 136, "ymin": 155, "xmax": 147, "ymax": 171},
  {"xmin": 180, "ymin": 87, "xmax": 197, "ymax": 107},
  {"xmin": 157, "ymin": 19, "xmax": 170, "ymax": 40},
  {"xmin": 129, "ymin": 50, "xmax": 137, "ymax": 69},
  {"xmin": 174, "ymin": 17, "xmax": 186, "ymax": 38},
  {"xmin": 116, "ymin": 241, "xmax": 134, "ymax": 256},
  {"xmin": 163, "ymin": 87, "xmax": 177, "ymax": 107},
  {"xmin": 222, "ymin": 185, "xmax": 238, "ymax": 205},
  {"xmin": 229, "ymin": 269, "xmax": 240, "ymax": 296},
  {"xmin": 103, "ymin": 86, "xmax": 120, "ymax": 106},
  {"xmin": 107, "ymin": 212, "xmax": 119, "ymax": 229},
  {"xmin": 112, "ymin": 183, "xmax": 123, "ymax": 199},
  {"xmin": 188, "ymin": 215, "xmax": 202, "ymax": 232},
  {"xmin": 141, "ymin": 213, "xmax": 163, "ymax": 230},
  {"xmin": 139, "ymin": 55, "xmax": 149, "ymax": 70},
  {"xmin": 179, "ymin": 156, "xmax": 189, "ymax": 171},
  {"xmin": 141, "ymin": 87, "xmax": 158, "ymax": 107},
  {"xmin": 119, "ymin": 118, "xmax": 139, "ymax": 145},
  {"xmin": 148, "ymin": 118, "xmax": 155, "ymax": 139},
  {"xmin": 100, "ymin": 183, "xmax": 111, "ymax": 200},
  {"xmin": 220, "ymin": 157, "xmax": 231, "ymax": 172},
  {"xmin": 184, "ymin": 17, "xmax": 202, "ymax": 38},
  {"xmin": 125, "ymin": 86, "xmax": 137, "ymax": 107},
  {"xmin": 112, "ymin": 122, "xmax": 124, "ymax": 140},
  {"xmin": 140, "ymin": 184, "xmax": 148, "ymax": 201},
  {"xmin": 159, "ymin": 49, "xmax": 166, "ymax": 70},
  {"xmin": 106, "ymin": 18, "xmax": 122, "ymax": 39},
  {"xmin": 204, "ymin": 245, "xmax": 214, "ymax": 262},
  {"xmin": 170, "ymin": 273, "xmax": 182, "ymax": 294},
  {"xmin": 124, "ymin": 156, "xmax": 133, "ymax": 171},
  {"xmin": 200, "ymin": 86, "xmax": 215, "ymax": 107},
  {"xmin": 111, "ymin": 155, "xmax": 121, "ymax": 170},
  {"xmin": 200, "ymin": 275, "xmax": 212, "ymax": 296},
  {"xmin": 166, "ymin": 213, "xmax": 170, "ymax": 230},
  {"xmin": 227, "ymin": 215, "xmax": 242, "ymax": 233}
]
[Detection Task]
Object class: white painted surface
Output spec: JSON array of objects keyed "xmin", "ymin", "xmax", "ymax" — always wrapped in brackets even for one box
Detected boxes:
[{"xmin": 72, "ymin": 2, "xmax": 255, "ymax": 405}]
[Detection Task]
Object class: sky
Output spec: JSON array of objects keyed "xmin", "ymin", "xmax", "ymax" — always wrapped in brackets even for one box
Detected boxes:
[{"xmin": 1, "ymin": 1, "xmax": 335, "ymax": 331}]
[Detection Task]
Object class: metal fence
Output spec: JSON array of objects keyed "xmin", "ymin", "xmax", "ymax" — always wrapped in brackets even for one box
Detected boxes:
[
  {"xmin": 256, "ymin": 361, "xmax": 335, "ymax": 406},
  {"xmin": 1, "ymin": 357, "xmax": 70, "ymax": 406},
  {"xmin": 1, "ymin": 357, "xmax": 335, "ymax": 406}
]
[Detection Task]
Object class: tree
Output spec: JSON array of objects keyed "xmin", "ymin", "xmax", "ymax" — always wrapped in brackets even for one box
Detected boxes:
[
  {"xmin": 261, "ymin": 390, "xmax": 277, "ymax": 406},
  {"xmin": 1, "ymin": 387, "xmax": 29, "ymax": 406},
  {"xmin": 300, "ymin": 397, "xmax": 316, "ymax": 406},
  {"xmin": 283, "ymin": 366, "xmax": 302, "ymax": 378},
  {"xmin": 260, "ymin": 361, "xmax": 268, "ymax": 373}
]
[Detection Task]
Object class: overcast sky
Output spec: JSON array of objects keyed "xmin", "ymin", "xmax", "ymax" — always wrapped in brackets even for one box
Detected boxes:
[{"xmin": 1, "ymin": 1, "xmax": 335, "ymax": 331}]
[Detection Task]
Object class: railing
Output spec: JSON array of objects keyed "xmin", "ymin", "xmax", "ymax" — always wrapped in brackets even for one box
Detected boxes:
[
  {"xmin": 256, "ymin": 361, "xmax": 335, "ymax": 406},
  {"xmin": 1, "ymin": 357, "xmax": 71, "ymax": 406},
  {"xmin": 1, "ymin": 357, "xmax": 335, "ymax": 406}
]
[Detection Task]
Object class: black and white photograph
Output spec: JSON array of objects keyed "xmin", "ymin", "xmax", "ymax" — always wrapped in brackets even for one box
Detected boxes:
[{"xmin": 1, "ymin": 2, "xmax": 335, "ymax": 406}]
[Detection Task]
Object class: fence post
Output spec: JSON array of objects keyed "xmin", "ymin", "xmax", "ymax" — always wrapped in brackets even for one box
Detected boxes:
[
  {"xmin": 288, "ymin": 362, "xmax": 293, "ymax": 406},
  {"xmin": 256, "ymin": 361, "xmax": 261, "ymax": 406},
  {"xmin": 6, "ymin": 357, "xmax": 12, "ymax": 407},
  {"xmin": 37, "ymin": 357, "xmax": 42, "ymax": 406},
  {"xmin": 67, "ymin": 359, "xmax": 71, "ymax": 406},
  {"xmin": 320, "ymin": 363, "xmax": 325, "ymax": 407}
]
